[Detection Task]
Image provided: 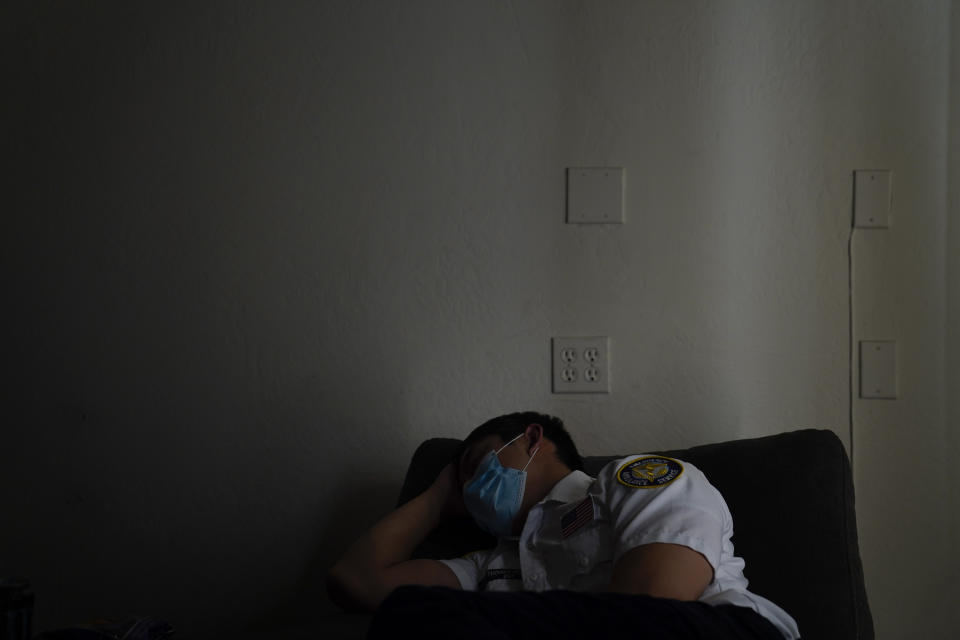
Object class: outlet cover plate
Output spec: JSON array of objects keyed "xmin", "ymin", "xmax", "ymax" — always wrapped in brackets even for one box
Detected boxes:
[
  {"xmin": 854, "ymin": 170, "xmax": 892, "ymax": 228},
  {"xmin": 567, "ymin": 167, "xmax": 624, "ymax": 224},
  {"xmin": 552, "ymin": 336, "xmax": 610, "ymax": 393},
  {"xmin": 860, "ymin": 340, "xmax": 897, "ymax": 399}
]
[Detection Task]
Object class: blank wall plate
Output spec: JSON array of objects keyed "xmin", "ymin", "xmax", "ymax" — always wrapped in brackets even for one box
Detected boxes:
[
  {"xmin": 567, "ymin": 167, "xmax": 624, "ymax": 224},
  {"xmin": 854, "ymin": 170, "xmax": 892, "ymax": 228},
  {"xmin": 552, "ymin": 337, "xmax": 610, "ymax": 393},
  {"xmin": 860, "ymin": 340, "xmax": 897, "ymax": 399}
]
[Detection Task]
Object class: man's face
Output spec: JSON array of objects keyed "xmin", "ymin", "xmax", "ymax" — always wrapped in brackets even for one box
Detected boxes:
[{"xmin": 457, "ymin": 434, "xmax": 529, "ymax": 491}]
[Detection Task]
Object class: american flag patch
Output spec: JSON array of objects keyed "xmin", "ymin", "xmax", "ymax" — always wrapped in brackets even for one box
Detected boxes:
[{"xmin": 560, "ymin": 496, "xmax": 595, "ymax": 539}]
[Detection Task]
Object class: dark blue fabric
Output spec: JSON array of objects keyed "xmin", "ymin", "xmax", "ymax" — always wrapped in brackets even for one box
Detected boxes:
[{"xmin": 369, "ymin": 586, "xmax": 785, "ymax": 640}]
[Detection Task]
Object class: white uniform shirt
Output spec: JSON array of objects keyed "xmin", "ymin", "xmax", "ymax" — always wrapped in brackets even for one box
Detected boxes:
[{"xmin": 440, "ymin": 455, "xmax": 800, "ymax": 640}]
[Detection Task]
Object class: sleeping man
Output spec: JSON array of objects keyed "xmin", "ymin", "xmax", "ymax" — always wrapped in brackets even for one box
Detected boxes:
[{"xmin": 327, "ymin": 411, "xmax": 799, "ymax": 639}]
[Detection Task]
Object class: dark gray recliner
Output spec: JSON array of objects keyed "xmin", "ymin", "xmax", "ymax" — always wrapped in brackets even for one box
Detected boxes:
[
  {"xmin": 276, "ymin": 429, "xmax": 871, "ymax": 639},
  {"xmin": 394, "ymin": 428, "xmax": 873, "ymax": 640}
]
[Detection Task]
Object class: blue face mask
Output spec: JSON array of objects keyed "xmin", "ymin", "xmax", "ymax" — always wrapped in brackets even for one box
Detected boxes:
[{"xmin": 463, "ymin": 433, "xmax": 539, "ymax": 538}]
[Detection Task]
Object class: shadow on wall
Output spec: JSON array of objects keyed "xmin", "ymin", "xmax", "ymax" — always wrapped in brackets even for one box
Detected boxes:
[{"xmin": 245, "ymin": 478, "xmax": 396, "ymax": 631}]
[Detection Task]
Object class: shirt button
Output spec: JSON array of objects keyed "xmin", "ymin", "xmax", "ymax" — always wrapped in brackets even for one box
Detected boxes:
[{"xmin": 577, "ymin": 553, "xmax": 589, "ymax": 567}]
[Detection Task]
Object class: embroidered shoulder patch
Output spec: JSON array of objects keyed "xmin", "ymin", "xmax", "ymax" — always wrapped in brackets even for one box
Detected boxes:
[
  {"xmin": 560, "ymin": 496, "xmax": 595, "ymax": 539},
  {"xmin": 616, "ymin": 456, "xmax": 683, "ymax": 489}
]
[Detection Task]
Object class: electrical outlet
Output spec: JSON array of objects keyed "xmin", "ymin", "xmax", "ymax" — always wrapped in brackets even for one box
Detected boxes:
[{"xmin": 552, "ymin": 337, "xmax": 610, "ymax": 393}]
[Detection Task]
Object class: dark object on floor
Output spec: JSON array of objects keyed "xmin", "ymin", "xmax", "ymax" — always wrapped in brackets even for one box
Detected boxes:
[
  {"xmin": 0, "ymin": 579, "xmax": 33, "ymax": 640},
  {"xmin": 36, "ymin": 617, "xmax": 173, "ymax": 640}
]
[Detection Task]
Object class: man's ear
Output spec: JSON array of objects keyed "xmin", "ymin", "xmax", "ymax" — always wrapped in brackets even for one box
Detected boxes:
[{"xmin": 524, "ymin": 423, "xmax": 544, "ymax": 453}]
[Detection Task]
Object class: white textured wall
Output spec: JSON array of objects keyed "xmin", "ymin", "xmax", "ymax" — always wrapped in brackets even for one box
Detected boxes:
[
  {"xmin": 1, "ymin": 1, "xmax": 955, "ymax": 637},
  {"xmin": 847, "ymin": 1, "xmax": 956, "ymax": 637},
  {"xmin": 947, "ymin": 2, "xmax": 960, "ymax": 634}
]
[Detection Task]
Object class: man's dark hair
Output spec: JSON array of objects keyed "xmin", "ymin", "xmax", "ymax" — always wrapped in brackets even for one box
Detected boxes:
[{"xmin": 460, "ymin": 411, "xmax": 583, "ymax": 472}]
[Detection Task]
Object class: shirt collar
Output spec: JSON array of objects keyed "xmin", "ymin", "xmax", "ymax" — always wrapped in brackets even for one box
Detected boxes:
[{"xmin": 541, "ymin": 470, "xmax": 594, "ymax": 505}]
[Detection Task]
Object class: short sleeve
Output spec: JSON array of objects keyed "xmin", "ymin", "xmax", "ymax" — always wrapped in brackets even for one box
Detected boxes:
[
  {"xmin": 595, "ymin": 456, "xmax": 727, "ymax": 571},
  {"xmin": 437, "ymin": 552, "xmax": 485, "ymax": 591}
]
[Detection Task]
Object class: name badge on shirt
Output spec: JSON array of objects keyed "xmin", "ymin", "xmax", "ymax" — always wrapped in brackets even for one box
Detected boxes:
[
  {"xmin": 560, "ymin": 495, "xmax": 596, "ymax": 539},
  {"xmin": 478, "ymin": 568, "xmax": 522, "ymax": 590}
]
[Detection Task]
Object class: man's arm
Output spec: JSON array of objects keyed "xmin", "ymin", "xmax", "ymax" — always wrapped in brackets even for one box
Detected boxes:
[
  {"xmin": 606, "ymin": 542, "xmax": 713, "ymax": 601},
  {"xmin": 326, "ymin": 463, "xmax": 463, "ymax": 612}
]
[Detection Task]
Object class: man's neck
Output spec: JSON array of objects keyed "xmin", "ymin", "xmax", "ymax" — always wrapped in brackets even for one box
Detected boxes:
[{"xmin": 544, "ymin": 466, "xmax": 576, "ymax": 495}]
